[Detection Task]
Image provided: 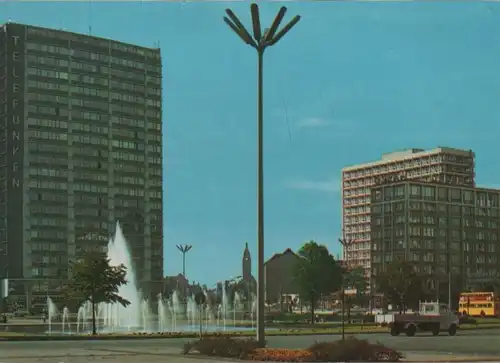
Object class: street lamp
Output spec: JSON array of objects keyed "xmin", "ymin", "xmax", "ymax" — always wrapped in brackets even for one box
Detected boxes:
[
  {"xmin": 338, "ymin": 233, "xmax": 356, "ymax": 341},
  {"xmin": 176, "ymin": 244, "xmax": 192, "ymax": 279},
  {"xmin": 223, "ymin": 3, "xmax": 301, "ymax": 347}
]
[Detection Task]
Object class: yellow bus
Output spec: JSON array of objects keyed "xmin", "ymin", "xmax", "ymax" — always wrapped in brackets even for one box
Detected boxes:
[{"xmin": 459, "ymin": 292, "xmax": 500, "ymax": 317}]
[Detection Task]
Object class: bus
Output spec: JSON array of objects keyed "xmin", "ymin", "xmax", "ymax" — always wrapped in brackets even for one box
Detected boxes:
[{"xmin": 458, "ymin": 292, "xmax": 500, "ymax": 317}]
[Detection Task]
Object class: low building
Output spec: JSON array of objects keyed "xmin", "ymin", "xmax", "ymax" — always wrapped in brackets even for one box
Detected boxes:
[{"xmin": 264, "ymin": 248, "xmax": 301, "ymax": 304}]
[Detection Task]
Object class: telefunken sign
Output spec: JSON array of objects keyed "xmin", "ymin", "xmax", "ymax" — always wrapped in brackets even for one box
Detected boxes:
[{"xmin": 9, "ymin": 34, "xmax": 22, "ymax": 189}]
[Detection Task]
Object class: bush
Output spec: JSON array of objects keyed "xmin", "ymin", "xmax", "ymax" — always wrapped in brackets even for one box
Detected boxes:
[
  {"xmin": 250, "ymin": 348, "xmax": 313, "ymax": 362},
  {"xmin": 183, "ymin": 337, "xmax": 260, "ymax": 359},
  {"xmin": 308, "ymin": 337, "xmax": 404, "ymax": 362}
]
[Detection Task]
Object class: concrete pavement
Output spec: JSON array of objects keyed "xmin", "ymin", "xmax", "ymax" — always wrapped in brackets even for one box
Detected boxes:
[{"xmin": 1, "ymin": 330, "xmax": 500, "ymax": 362}]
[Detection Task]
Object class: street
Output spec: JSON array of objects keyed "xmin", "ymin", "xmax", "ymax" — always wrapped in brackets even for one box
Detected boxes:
[{"xmin": 0, "ymin": 329, "xmax": 499, "ymax": 362}]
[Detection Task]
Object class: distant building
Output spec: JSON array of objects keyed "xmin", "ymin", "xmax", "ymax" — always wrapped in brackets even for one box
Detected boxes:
[
  {"xmin": 242, "ymin": 242, "xmax": 252, "ymax": 283},
  {"xmin": 264, "ymin": 248, "xmax": 301, "ymax": 304},
  {"xmin": 342, "ymin": 147, "xmax": 475, "ymax": 276},
  {"xmin": 370, "ymin": 180, "xmax": 500, "ymax": 295},
  {"xmin": 163, "ymin": 274, "xmax": 189, "ymax": 295}
]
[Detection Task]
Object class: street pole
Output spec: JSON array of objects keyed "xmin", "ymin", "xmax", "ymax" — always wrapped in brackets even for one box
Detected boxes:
[
  {"xmin": 338, "ymin": 231, "xmax": 355, "ymax": 341},
  {"xmin": 176, "ymin": 244, "xmax": 192, "ymax": 278},
  {"xmin": 223, "ymin": 4, "xmax": 301, "ymax": 348},
  {"xmin": 448, "ymin": 269, "xmax": 452, "ymax": 311}
]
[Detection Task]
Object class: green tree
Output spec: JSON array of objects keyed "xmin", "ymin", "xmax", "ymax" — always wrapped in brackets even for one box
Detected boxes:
[
  {"xmin": 375, "ymin": 260, "xmax": 423, "ymax": 313},
  {"xmin": 293, "ymin": 241, "xmax": 342, "ymax": 323},
  {"xmin": 343, "ymin": 266, "xmax": 368, "ymax": 321},
  {"xmin": 65, "ymin": 251, "xmax": 130, "ymax": 335}
]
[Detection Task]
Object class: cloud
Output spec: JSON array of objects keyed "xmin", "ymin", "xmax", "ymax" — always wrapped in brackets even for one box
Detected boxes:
[
  {"xmin": 297, "ymin": 117, "xmax": 329, "ymax": 128},
  {"xmin": 286, "ymin": 178, "xmax": 340, "ymax": 193}
]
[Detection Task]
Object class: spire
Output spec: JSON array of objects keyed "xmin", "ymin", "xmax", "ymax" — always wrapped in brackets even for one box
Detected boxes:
[{"xmin": 245, "ymin": 242, "xmax": 248, "ymax": 250}]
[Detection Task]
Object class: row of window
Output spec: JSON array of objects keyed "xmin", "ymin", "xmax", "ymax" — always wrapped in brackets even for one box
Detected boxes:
[
  {"xmin": 26, "ymin": 42, "xmax": 162, "ymax": 78},
  {"xmin": 373, "ymin": 227, "xmax": 499, "ymax": 241},
  {"xmin": 115, "ymin": 176, "xmax": 145, "ymax": 185},
  {"xmin": 29, "ymin": 168, "xmax": 68, "ymax": 178},
  {"xmin": 30, "ymin": 205, "xmax": 67, "ymax": 214},
  {"xmin": 28, "ymin": 118, "xmax": 67, "ymax": 129},
  {"xmin": 28, "ymin": 54, "xmax": 161, "ymax": 90},
  {"xmin": 27, "ymin": 86, "xmax": 160, "ymax": 107},
  {"xmin": 31, "ymin": 218, "xmax": 67, "ymax": 227},
  {"xmin": 27, "ymin": 27, "xmax": 159, "ymax": 57},
  {"xmin": 29, "ymin": 180, "xmax": 68, "ymax": 189},
  {"xmin": 72, "ymin": 122, "xmax": 108, "ymax": 134}
]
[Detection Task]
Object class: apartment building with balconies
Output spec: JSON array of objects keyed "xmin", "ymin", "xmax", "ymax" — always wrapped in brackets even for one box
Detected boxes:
[
  {"xmin": 370, "ymin": 180, "xmax": 500, "ymax": 295},
  {"xmin": 341, "ymin": 147, "xmax": 475, "ymax": 274}
]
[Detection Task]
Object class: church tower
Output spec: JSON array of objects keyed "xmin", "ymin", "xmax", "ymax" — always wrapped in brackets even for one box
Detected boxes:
[{"xmin": 242, "ymin": 242, "xmax": 251, "ymax": 282}]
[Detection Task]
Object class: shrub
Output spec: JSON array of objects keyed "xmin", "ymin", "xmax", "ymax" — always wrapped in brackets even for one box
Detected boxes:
[
  {"xmin": 250, "ymin": 348, "xmax": 313, "ymax": 362},
  {"xmin": 183, "ymin": 337, "xmax": 260, "ymax": 359},
  {"xmin": 308, "ymin": 337, "xmax": 404, "ymax": 362}
]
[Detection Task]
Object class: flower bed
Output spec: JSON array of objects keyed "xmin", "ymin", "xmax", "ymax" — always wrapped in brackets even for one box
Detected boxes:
[
  {"xmin": 183, "ymin": 336, "xmax": 404, "ymax": 362},
  {"xmin": 249, "ymin": 348, "xmax": 314, "ymax": 362}
]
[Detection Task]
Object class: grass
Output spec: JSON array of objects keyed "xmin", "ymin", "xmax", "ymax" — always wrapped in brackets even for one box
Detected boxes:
[{"xmin": 1, "ymin": 322, "xmax": 499, "ymax": 341}]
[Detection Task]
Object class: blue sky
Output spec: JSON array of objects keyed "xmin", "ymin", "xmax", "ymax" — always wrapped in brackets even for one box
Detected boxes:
[{"xmin": 3, "ymin": 1, "xmax": 500, "ymax": 285}]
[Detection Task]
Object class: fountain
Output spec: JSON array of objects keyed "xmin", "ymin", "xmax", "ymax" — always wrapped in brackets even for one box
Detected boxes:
[
  {"xmin": 102, "ymin": 223, "xmax": 142, "ymax": 330},
  {"xmin": 158, "ymin": 294, "xmax": 167, "ymax": 332},
  {"xmin": 62, "ymin": 306, "xmax": 70, "ymax": 333},
  {"xmin": 46, "ymin": 297, "xmax": 58, "ymax": 335},
  {"xmin": 50, "ymin": 222, "xmax": 261, "ymax": 335},
  {"xmin": 233, "ymin": 292, "xmax": 241, "ymax": 328},
  {"xmin": 250, "ymin": 293, "xmax": 257, "ymax": 329},
  {"xmin": 222, "ymin": 285, "xmax": 228, "ymax": 331}
]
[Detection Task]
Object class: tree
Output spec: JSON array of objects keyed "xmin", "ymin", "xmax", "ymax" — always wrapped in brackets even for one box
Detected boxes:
[
  {"xmin": 375, "ymin": 260, "xmax": 423, "ymax": 313},
  {"xmin": 293, "ymin": 241, "xmax": 342, "ymax": 323},
  {"xmin": 343, "ymin": 266, "xmax": 368, "ymax": 321},
  {"xmin": 64, "ymin": 251, "xmax": 130, "ymax": 335}
]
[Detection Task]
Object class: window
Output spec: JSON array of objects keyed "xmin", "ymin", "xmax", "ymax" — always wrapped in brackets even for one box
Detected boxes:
[
  {"xmin": 422, "ymin": 186, "xmax": 435, "ymax": 199},
  {"xmin": 438, "ymin": 187, "xmax": 448, "ymax": 201},
  {"xmin": 451, "ymin": 189, "xmax": 461, "ymax": 201},
  {"xmin": 410, "ymin": 185, "xmax": 421, "ymax": 197}
]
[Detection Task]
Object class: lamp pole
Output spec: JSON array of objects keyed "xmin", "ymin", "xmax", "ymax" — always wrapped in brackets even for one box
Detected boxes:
[
  {"xmin": 338, "ymin": 232, "xmax": 355, "ymax": 341},
  {"xmin": 223, "ymin": 3, "xmax": 301, "ymax": 347},
  {"xmin": 176, "ymin": 244, "xmax": 192, "ymax": 279}
]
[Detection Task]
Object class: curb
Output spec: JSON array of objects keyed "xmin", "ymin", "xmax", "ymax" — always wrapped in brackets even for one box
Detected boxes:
[{"xmin": 0, "ymin": 324, "xmax": 497, "ymax": 342}]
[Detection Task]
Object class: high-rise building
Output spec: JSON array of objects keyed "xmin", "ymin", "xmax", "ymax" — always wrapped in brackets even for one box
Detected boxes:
[
  {"xmin": 0, "ymin": 23, "xmax": 163, "ymax": 307},
  {"xmin": 341, "ymin": 147, "xmax": 475, "ymax": 274},
  {"xmin": 370, "ymin": 180, "xmax": 500, "ymax": 296}
]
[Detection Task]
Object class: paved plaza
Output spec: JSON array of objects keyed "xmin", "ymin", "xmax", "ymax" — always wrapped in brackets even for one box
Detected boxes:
[{"xmin": 1, "ymin": 330, "xmax": 500, "ymax": 362}]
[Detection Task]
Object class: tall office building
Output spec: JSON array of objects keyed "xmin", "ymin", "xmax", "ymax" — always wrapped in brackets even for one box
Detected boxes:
[
  {"xmin": 370, "ymin": 180, "xmax": 500, "ymax": 295},
  {"xmin": 341, "ymin": 147, "xmax": 475, "ymax": 274},
  {"xmin": 0, "ymin": 23, "xmax": 163, "ymax": 306}
]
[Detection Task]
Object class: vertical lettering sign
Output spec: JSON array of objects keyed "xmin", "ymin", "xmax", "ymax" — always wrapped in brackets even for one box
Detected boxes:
[
  {"xmin": 5, "ymin": 25, "xmax": 25, "ymax": 278},
  {"xmin": 8, "ymin": 33, "xmax": 23, "ymax": 189}
]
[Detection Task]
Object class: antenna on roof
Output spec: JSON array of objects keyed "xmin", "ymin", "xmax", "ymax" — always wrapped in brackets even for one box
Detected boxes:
[{"xmin": 88, "ymin": 0, "xmax": 92, "ymax": 35}]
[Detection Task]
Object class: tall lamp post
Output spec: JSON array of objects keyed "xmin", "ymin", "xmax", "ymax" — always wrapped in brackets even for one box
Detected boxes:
[
  {"xmin": 338, "ymin": 233, "xmax": 356, "ymax": 341},
  {"xmin": 176, "ymin": 244, "xmax": 192, "ymax": 278},
  {"xmin": 223, "ymin": 3, "xmax": 301, "ymax": 347}
]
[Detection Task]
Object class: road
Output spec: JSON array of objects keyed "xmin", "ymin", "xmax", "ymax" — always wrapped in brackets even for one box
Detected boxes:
[{"xmin": 0, "ymin": 329, "xmax": 499, "ymax": 362}]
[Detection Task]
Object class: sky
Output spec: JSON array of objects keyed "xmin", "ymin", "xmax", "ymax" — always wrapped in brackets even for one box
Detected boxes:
[{"xmin": 2, "ymin": 1, "xmax": 500, "ymax": 286}]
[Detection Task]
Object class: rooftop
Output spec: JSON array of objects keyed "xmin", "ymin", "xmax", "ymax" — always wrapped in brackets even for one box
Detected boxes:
[
  {"xmin": 342, "ymin": 146, "xmax": 474, "ymax": 172},
  {"xmin": 2, "ymin": 22, "xmax": 161, "ymax": 53}
]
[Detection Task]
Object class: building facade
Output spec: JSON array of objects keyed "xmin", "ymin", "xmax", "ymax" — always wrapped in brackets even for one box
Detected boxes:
[
  {"xmin": 370, "ymin": 181, "xmax": 500, "ymax": 294},
  {"xmin": 0, "ymin": 23, "xmax": 163, "ymax": 308},
  {"xmin": 264, "ymin": 248, "xmax": 301, "ymax": 304},
  {"xmin": 341, "ymin": 147, "xmax": 475, "ymax": 274}
]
